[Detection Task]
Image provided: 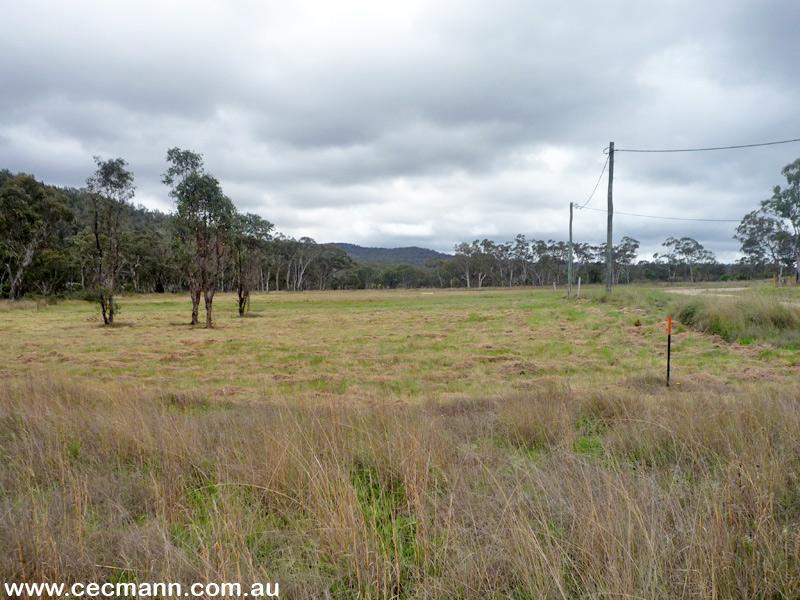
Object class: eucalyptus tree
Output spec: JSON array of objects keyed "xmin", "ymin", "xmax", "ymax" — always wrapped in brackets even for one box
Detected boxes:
[
  {"xmin": 761, "ymin": 158, "xmax": 800, "ymax": 282},
  {"xmin": 162, "ymin": 148, "xmax": 207, "ymax": 323},
  {"xmin": 613, "ymin": 236, "xmax": 640, "ymax": 284},
  {"xmin": 529, "ymin": 240, "xmax": 550, "ymax": 286},
  {"xmin": 657, "ymin": 236, "xmax": 715, "ymax": 283},
  {"xmin": 231, "ymin": 212, "xmax": 274, "ymax": 316},
  {"xmin": 572, "ymin": 242, "xmax": 600, "ymax": 284},
  {"xmin": 293, "ymin": 237, "xmax": 319, "ymax": 290},
  {"xmin": 492, "ymin": 242, "xmax": 513, "ymax": 287},
  {"xmin": 0, "ymin": 174, "xmax": 73, "ymax": 299},
  {"xmin": 309, "ymin": 245, "xmax": 352, "ymax": 290},
  {"xmin": 86, "ymin": 157, "xmax": 135, "ymax": 325},
  {"xmin": 265, "ymin": 234, "xmax": 292, "ymax": 292},
  {"xmin": 170, "ymin": 165, "xmax": 234, "ymax": 327},
  {"xmin": 470, "ymin": 240, "xmax": 495, "ymax": 288},
  {"xmin": 736, "ymin": 209, "xmax": 792, "ymax": 281},
  {"xmin": 511, "ymin": 234, "xmax": 531, "ymax": 286},
  {"xmin": 453, "ymin": 242, "xmax": 474, "ymax": 287}
]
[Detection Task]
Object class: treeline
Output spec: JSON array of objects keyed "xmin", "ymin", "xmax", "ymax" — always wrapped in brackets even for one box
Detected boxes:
[
  {"xmin": 444, "ymin": 157, "xmax": 800, "ymax": 289},
  {"xmin": 451, "ymin": 235, "xmax": 722, "ymax": 288},
  {"xmin": 0, "ymin": 170, "xmax": 355, "ymax": 293},
  {"xmin": 0, "ymin": 150, "xmax": 365, "ymax": 326},
  {"xmin": 2, "ymin": 154, "xmax": 799, "ymax": 323}
]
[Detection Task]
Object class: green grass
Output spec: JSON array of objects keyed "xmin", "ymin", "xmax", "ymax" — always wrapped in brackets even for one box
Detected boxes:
[
  {"xmin": 1, "ymin": 286, "xmax": 797, "ymax": 403},
  {"xmin": 673, "ymin": 294, "xmax": 800, "ymax": 347}
]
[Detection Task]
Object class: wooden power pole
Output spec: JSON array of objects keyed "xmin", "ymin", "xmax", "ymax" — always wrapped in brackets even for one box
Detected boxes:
[
  {"xmin": 568, "ymin": 201, "xmax": 574, "ymax": 297},
  {"xmin": 605, "ymin": 141, "xmax": 615, "ymax": 293}
]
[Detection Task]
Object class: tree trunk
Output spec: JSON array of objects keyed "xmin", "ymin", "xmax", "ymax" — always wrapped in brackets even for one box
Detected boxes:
[
  {"xmin": 99, "ymin": 292, "xmax": 110, "ymax": 325},
  {"xmin": 237, "ymin": 285, "xmax": 248, "ymax": 317},
  {"xmin": 9, "ymin": 240, "xmax": 38, "ymax": 299},
  {"xmin": 107, "ymin": 293, "xmax": 115, "ymax": 325},
  {"xmin": 190, "ymin": 288, "xmax": 201, "ymax": 325},
  {"xmin": 796, "ymin": 249, "xmax": 800, "ymax": 283},
  {"xmin": 204, "ymin": 289, "xmax": 215, "ymax": 328}
]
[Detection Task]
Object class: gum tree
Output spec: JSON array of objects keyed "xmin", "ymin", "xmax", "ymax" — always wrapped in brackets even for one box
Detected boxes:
[
  {"xmin": 86, "ymin": 157, "xmax": 135, "ymax": 325},
  {"xmin": 656, "ymin": 236, "xmax": 715, "ymax": 283},
  {"xmin": 164, "ymin": 148, "xmax": 235, "ymax": 327},
  {"xmin": 735, "ymin": 208, "xmax": 792, "ymax": 281},
  {"xmin": 163, "ymin": 148, "xmax": 206, "ymax": 323},
  {"xmin": 0, "ymin": 174, "xmax": 72, "ymax": 299},
  {"xmin": 762, "ymin": 158, "xmax": 800, "ymax": 282},
  {"xmin": 231, "ymin": 212, "xmax": 274, "ymax": 316}
]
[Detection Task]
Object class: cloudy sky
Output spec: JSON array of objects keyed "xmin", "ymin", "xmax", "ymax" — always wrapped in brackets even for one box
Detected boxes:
[{"xmin": 2, "ymin": 0, "xmax": 799, "ymax": 260}]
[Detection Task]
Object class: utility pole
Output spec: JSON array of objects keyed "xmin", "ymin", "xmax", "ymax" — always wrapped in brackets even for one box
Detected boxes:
[
  {"xmin": 567, "ymin": 201, "xmax": 574, "ymax": 297},
  {"xmin": 605, "ymin": 141, "xmax": 615, "ymax": 293}
]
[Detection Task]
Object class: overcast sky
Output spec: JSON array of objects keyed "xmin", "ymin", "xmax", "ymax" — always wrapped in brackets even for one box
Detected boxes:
[{"xmin": 2, "ymin": 0, "xmax": 799, "ymax": 260}]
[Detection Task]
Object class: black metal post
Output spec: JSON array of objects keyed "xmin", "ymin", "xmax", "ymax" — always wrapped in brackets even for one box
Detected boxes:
[{"xmin": 667, "ymin": 316, "xmax": 672, "ymax": 387}]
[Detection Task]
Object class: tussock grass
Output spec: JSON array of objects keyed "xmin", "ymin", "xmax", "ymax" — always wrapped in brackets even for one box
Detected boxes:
[
  {"xmin": 674, "ymin": 295, "xmax": 800, "ymax": 347},
  {"xmin": 2, "ymin": 376, "xmax": 799, "ymax": 598}
]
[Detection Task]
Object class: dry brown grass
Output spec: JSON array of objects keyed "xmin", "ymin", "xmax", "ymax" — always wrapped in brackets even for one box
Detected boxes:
[{"xmin": 2, "ymin": 375, "xmax": 799, "ymax": 598}]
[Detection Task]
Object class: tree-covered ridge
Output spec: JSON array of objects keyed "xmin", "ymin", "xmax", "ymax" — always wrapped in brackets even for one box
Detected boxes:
[{"xmin": 333, "ymin": 243, "xmax": 451, "ymax": 266}]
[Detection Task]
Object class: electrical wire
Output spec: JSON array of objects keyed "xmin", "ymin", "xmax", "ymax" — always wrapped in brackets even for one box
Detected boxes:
[
  {"xmin": 575, "ymin": 154, "xmax": 609, "ymax": 209},
  {"xmin": 575, "ymin": 206, "xmax": 740, "ymax": 222},
  {"xmin": 611, "ymin": 136, "xmax": 800, "ymax": 153},
  {"xmin": 572, "ymin": 136, "xmax": 795, "ymax": 221}
]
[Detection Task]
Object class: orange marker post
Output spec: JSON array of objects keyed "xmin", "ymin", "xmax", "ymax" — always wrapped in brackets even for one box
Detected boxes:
[{"xmin": 666, "ymin": 316, "xmax": 673, "ymax": 387}]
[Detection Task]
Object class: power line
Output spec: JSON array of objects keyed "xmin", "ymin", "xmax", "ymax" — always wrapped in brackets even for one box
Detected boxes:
[
  {"xmin": 612, "ymin": 136, "xmax": 800, "ymax": 154},
  {"xmin": 576, "ymin": 205, "xmax": 740, "ymax": 222},
  {"xmin": 575, "ymin": 154, "xmax": 609, "ymax": 209}
]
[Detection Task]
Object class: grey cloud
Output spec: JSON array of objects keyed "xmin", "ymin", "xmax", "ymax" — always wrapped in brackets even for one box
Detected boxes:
[{"xmin": 0, "ymin": 0, "xmax": 798, "ymax": 259}]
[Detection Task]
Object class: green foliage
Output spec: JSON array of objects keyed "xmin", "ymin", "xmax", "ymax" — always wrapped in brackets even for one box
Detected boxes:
[
  {"xmin": 86, "ymin": 156, "xmax": 135, "ymax": 204},
  {"xmin": 574, "ymin": 435, "xmax": 604, "ymax": 457},
  {"xmin": 351, "ymin": 462, "xmax": 418, "ymax": 585},
  {"xmin": 86, "ymin": 157, "xmax": 136, "ymax": 324},
  {"xmin": 654, "ymin": 236, "xmax": 716, "ymax": 282},
  {"xmin": 66, "ymin": 439, "xmax": 81, "ymax": 461},
  {"xmin": 736, "ymin": 157, "xmax": 800, "ymax": 281},
  {"xmin": 0, "ymin": 174, "xmax": 73, "ymax": 298}
]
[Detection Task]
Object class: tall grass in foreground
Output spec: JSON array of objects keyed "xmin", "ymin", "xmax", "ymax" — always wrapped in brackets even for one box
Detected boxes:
[
  {"xmin": 673, "ymin": 295, "xmax": 800, "ymax": 347},
  {"xmin": 1, "ymin": 377, "xmax": 799, "ymax": 598}
]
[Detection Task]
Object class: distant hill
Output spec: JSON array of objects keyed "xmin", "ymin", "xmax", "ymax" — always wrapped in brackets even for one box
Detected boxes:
[{"xmin": 333, "ymin": 243, "xmax": 452, "ymax": 266}]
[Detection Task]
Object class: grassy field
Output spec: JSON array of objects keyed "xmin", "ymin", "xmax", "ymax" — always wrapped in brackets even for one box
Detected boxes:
[
  {"xmin": 2, "ymin": 286, "xmax": 798, "ymax": 403},
  {"xmin": 2, "ymin": 285, "xmax": 800, "ymax": 597}
]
